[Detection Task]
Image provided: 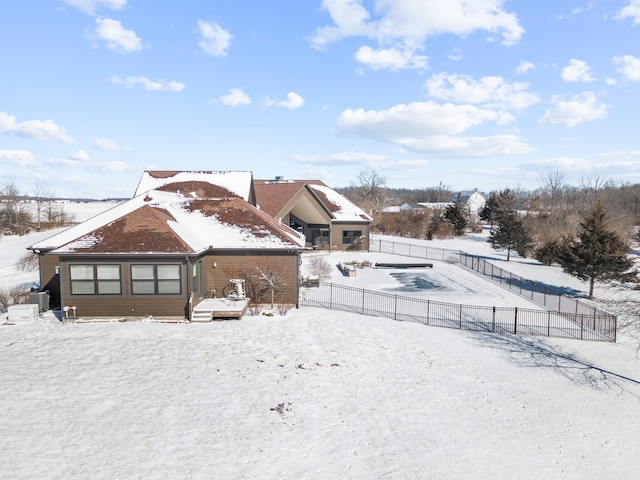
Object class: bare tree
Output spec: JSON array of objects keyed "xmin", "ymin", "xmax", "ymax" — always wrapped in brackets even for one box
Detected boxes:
[
  {"xmin": 0, "ymin": 181, "xmax": 31, "ymax": 234},
  {"xmin": 32, "ymin": 182, "xmax": 51, "ymax": 231},
  {"xmin": 351, "ymin": 168, "xmax": 387, "ymax": 215},
  {"xmin": 16, "ymin": 252, "xmax": 39, "ymax": 272},
  {"xmin": 579, "ymin": 175, "xmax": 608, "ymax": 210},
  {"xmin": 542, "ymin": 169, "xmax": 566, "ymax": 210}
]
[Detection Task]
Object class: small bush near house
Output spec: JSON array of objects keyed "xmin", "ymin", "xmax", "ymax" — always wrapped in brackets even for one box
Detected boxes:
[
  {"xmin": 308, "ymin": 256, "xmax": 333, "ymax": 280},
  {"xmin": 277, "ymin": 304, "xmax": 293, "ymax": 315}
]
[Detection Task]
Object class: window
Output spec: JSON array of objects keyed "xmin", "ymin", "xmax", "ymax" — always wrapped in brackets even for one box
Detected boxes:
[
  {"xmin": 192, "ymin": 263, "xmax": 199, "ymax": 292},
  {"xmin": 69, "ymin": 265, "xmax": 122, "ymax": 295},
  {"xmin": 131, "ymin": 264, "xmax": 181, "ymax": 295},
  {"xmin": 342, "ymin": 230, "xmax": 362, "ymax": 245}
]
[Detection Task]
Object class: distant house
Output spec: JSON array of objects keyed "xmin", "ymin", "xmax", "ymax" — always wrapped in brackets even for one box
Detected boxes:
[
  {"xmin": 382, "ymin": 203, "xmax": 413, "ymax": 213},
  {"xmin": 29, "ymin": 171, "xmax": 305, "ymax": 320},
  {"xmin": 254, "ymin": 177, "xmax": 373, "ymax": 250},
  {"xmin": 453, "ymin": 191, "xmax": 486, "ymax": 221}
]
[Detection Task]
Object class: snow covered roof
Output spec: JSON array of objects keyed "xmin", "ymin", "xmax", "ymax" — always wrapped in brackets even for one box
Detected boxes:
[
  {"xmin": 29, "ymin": 190, "xmax": 305, "ymax": 254},
  {"xmin": 134, "ymin": 170, "xmax": 254, "ymax": 202},
  {"xmin": 307, "ymin": 181, "xmax": 372, "ymax": 223},
  {"xmin": 255, "ymin": 179, "xmax": 372, "ymax": 223}
]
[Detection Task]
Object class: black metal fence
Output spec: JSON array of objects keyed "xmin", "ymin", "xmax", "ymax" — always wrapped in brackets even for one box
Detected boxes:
[
  {"xmin": 301, "ymin": 282, "xmax": 617, "ymax": 342},
  {"xmin": 370, "ymin": 238, "xmax": 616, "ymax": 325}
]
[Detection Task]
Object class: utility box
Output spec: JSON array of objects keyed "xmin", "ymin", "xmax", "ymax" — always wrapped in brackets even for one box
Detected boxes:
[
  {"xmin": 8, "ymin": 304, "xmax": 39, "ymax": 324},
  {"xmin": 29, "ymin": 291, "xmax": 50, "ymax": 312}
]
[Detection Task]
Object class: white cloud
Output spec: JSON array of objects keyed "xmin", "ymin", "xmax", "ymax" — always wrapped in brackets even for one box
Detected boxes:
[
  {"xmin": 616, "ymin": 0, "xmax": 640, "ymax": 24},
  {"xmin": 561, "ymin": 59, "xmax": 594, "ymax": 83},
  {"xmin": 219, "ymin": 88, "xmax": 252, "ymax": 107},
  {"xmin": 91, "ymin": 18, "xmax": 142, "ymax": 53},
  {"xmin": 424, "ymin": 73, "xmax": 539, "ymax": 110},
  {"xmin": 613, "ymin": 54, "xmax": 640, "ymax": 81},
  {"xmin": 516, "ymin": 61, "xmax": 535, "ymax": 75},
  {"xmin": 59, "ymin": 0, "xmax": 127, "ymax": 15},
  {"xmin": 354, "ymin": 46, "xmax": 427, "ymax": 70},
  {"xmin": 46, "ymin": 156, "xmax": 132, "ymax": 172},
  {"xmin": 93, "ymin": 137, "xmax": 128, "ymax": 151},
  {"xmin": 277, "ymin": 92, "xmax": 305, "ymax": 110},
  {"xmin": 337, "ymin": 101, "xmax": 532, "ymax": 156},
  {"xmin": 311, "ymin": 0, "xmax": 524, "ymax": 70},
  {"xmin": 538, "ymin": 92, "xmax": 609, "ymax": 127},
  {"xmin": 310, "ymin": 0, "xmax": 374, "ymax": 49},
  {"xmin": 378, "ymin": 159, "xmax": 429, "ymax": 170},
  {"xmin": 0, "ymin": 150, "xmax": 37, "ymax": 167},
  {"xmin": 197, "ymin": 20, "xmax": 232, "ymax": 57},
  {"xmin": 448, "ymin": 48, "xmax": 463, "ymax": 61},
  {"xmin": 292, "ymin": 152, "xmax": 388, "ymax": 165},
  {"xmin": 111, "ymin": 76, "xmax": 185, "ymax": 92},
  {"xmin": 99, "ymin": 160, "xmax": 131, "ymax": 172},
  {"xmin": 69, "ymin": 150, "xmax": 90, "ymax": 162},
  {"xmin": 0, "ymin": 112, "xmax": 74, "ymax": 143}
]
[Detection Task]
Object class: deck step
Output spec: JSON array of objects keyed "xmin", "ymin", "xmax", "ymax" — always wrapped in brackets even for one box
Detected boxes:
[{"xmin": 191, "ymin": 311, "xmax": 212, "ymax": 322}]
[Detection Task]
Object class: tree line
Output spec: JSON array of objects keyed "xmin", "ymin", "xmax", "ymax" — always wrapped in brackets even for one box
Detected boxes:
[{"xmin": 0, "ymin": 181, "xmax": 73, "ymax": 235}]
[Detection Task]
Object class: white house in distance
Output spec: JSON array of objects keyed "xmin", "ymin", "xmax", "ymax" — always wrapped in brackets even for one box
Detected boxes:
[{"xmin": 454, "ymin": 191, "xmax": 486, "ymax": 221}]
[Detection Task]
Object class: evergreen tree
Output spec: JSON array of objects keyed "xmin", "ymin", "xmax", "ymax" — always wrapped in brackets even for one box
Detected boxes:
[
  {"xmin": 480, "ymin": 188, "xmax": 517, "ymax": 228},
  {"xmin": 557, "ymin": 202, "xmax": 636, "ymax": 299},
  {"xmin": 488, "ymin": 212, "xmax": 533, "ymax": 261},
  {"xmin": 444, "ymin": 193, "xmax": 467, "ymax": 236},
  {"xmin": 486, "ymin": 188, "xmax": 532, "ymax": 261}
]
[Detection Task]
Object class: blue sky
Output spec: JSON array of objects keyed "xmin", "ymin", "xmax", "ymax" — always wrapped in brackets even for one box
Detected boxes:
[{"xmin": 2, "ymin": 0, "xmax": 640, "ymax": 199}]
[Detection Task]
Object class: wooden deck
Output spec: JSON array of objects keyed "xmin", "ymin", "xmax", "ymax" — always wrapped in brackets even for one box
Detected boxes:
[{"xmin": 191, "ymin": 298, "xmax": 249, "ymax": 322}]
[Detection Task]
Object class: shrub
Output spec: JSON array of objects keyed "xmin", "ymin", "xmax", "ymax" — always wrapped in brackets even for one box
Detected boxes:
[{"xmin": 308, "ymin": 256, "xmax": 333, "ymax": 280}]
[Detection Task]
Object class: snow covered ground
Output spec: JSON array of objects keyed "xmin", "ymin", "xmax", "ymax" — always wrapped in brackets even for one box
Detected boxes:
[{"xmin": 1, "ymin": 205, "xmax": 640, "ymax": 479}]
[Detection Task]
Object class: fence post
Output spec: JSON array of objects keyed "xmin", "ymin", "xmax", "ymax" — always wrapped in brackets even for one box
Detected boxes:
[
  {"xmin": 362, "ymin": 288, "xmax": 365, "ymax": 315},
  {"xmin": 459, "ymin": 304, "xmax": 463, "ymax": 329},
  {"xmin": 581, "ymin": 314, "xmax": 584, "ymax": 340},
  {"xmin": 558, "ymin": 294, "xmax": 561, "ymax": 313},
  {"xmin": 514, "ymin": 307, "xmax": 518, "ymax": 334},
  {"xmin": 329, "ymin": 283, "xmax": 333, "ymax": 310},
  {"xmin": 547, "ymin": 310, "xmax": 551, "ymax": 337},
  {"xmin": 492, "ymin": 306, "xmax": 496, "ymax": 333},
  {"xmin": 426, "ymin": 299, "xmax": 430, "ymax": 325},
  {"xmin": 394, "ymin": 295, "xmax": 398, "ymax": 321}
]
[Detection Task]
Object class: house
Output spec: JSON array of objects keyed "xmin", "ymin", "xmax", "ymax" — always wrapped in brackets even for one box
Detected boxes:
[
  {"xmin": 453, "ymin": 191, "xmax": 486, "ymax": 221},
  {"xmin": 28, "ymin": 171, "xmax": 305, "ymax": 320},
  {"xmin": 382, "ymin": 203, "xmax": 414, "ymax": 213},
  {"xmin": 254, "ymin": 177, "xmax": 372, "ymax": 250}
]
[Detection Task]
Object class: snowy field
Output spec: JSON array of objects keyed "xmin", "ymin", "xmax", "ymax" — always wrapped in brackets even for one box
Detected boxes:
[{"xmin": 1, "ymin": 203, "xmax": 640, "ymax": 479}]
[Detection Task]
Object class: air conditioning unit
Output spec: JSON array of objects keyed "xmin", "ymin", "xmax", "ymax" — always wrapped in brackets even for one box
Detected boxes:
[
  {"xmin": 29, "ymin": 291, "xmax": 50, "ymax": 312},
  {"xmin": 8, "ymin": 304, "xmax": 39, "ymax": 324}
]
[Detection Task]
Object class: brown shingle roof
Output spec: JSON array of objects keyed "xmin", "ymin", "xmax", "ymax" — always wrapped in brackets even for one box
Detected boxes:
[
  {"xmin": 156, "ymin": 180, "xmax": 238, "ymax": 199},
  {"xmin": 60, "ymin": 204, "xmax": 193, "ymax": 253},
  {"xmin": 254, "ymin": 179, "xmax": 339, "ymax": 217},
  {"xmin": 188, "ymin": 197, "xmax": 298, "ymax": 241}
]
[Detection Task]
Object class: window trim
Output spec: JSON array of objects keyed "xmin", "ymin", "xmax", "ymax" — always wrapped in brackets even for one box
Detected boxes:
[
  {"xmin": 130, "ymin": 264, "xmax": 182, "ymax": 296},
  {"xmin": 69, "ymin": 264, "xmax": 122, "ymax": 296},
  {"xmin": 342, "ymin": 230, "xmax": 363, "ymax": 245}
]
